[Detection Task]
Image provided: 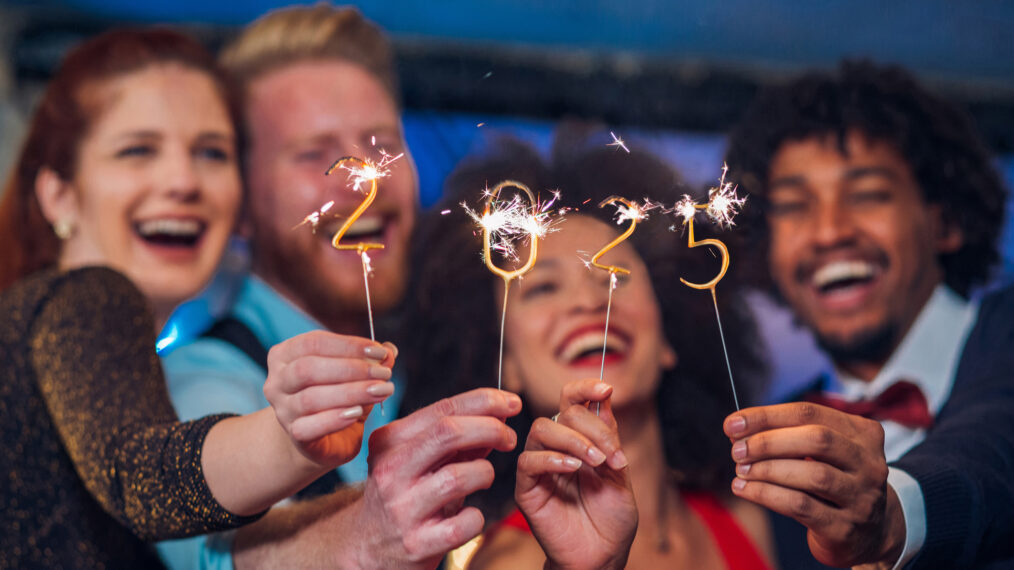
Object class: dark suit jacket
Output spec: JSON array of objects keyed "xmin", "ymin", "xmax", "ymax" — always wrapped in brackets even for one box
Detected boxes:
[{"xmin": 891, "ymin": 284, "xmax": 1014, "ymax": 569}]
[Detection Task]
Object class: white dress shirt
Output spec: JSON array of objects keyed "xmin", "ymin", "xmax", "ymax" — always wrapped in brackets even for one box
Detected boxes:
[{"xmin": 832, "ymin": 285, "xmax": 979, "ymax": 568}]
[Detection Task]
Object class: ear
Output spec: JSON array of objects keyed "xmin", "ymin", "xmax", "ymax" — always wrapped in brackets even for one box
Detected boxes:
[
  {"xmin": 34, "ymin": 167, "xmax": 79, "ymax": 227},
  {"xmin": 501, "ymin": 348, "xmax": 524, "ymax": 394},
  {"xmin": 659, "ymin": 340, "xmax": 678, "ymax": 371},
  {"xmin": 931, "ymin": 207, "xmax": 963, "ymax": 254}
]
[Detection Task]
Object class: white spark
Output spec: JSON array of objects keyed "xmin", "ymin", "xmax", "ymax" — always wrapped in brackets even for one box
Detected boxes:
[
  {"xmin": 608, "ymin": 131, "xmax": 630, "ymax": 153},
  {"xmin": 330, "ymin": 151, "xmax": 404, "ymax": 193},
  {"xmin": 462, "ymin": 188, "xmax": 561, "ymax": 262}
]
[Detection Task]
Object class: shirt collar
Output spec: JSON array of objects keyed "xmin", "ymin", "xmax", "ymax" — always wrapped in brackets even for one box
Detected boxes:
[
  {"xmin": 233, "ymin": 274, "xmax": 324, "ymax": 347},
  {"xmin": 834, "ymin": 285, "xmax": 979, "ymax": 414}
]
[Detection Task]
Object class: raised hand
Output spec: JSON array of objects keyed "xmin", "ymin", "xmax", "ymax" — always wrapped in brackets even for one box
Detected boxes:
[
  {"xmin": 724, "ymin": 403, "xmax": 905, "ymax": 567},
  {"xmin": 516, "ymin": 379, "xmax": 637, "ymax": 570},
  {"xmin": 264, "ymin": 330, "xmax": 397, "ymax": 468}
]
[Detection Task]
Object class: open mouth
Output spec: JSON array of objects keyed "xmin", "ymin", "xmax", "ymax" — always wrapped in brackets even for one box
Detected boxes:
[
  {"xmin": 134, "ymin": 218, "xmax": 205, "ymax": 248},
  {"xmin": 321, "ymin": 215, "xmax": 388, "ymax": 246},
  {"xmin": 811, "ymin": 260, "xmax": 879, "ymax": 296},
  {"xmin": 558, "ymin": 326, "xmax": 631, "ymax": 367}
]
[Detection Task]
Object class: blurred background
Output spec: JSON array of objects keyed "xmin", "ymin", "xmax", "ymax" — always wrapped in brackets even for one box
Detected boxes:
[{"xmin": 2, "ymin": 0, "xmax": 1013, "ymax": 400}]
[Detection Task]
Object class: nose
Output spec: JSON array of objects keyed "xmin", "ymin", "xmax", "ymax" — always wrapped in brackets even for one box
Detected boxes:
[
  {"xmin": 159, "ymin": 145, "xmax": 201, "ymax": 203},
  {"xmin": 809, "ymin": 197, "xmax": 857, "ymax": 250},
  {"xmin": 567, "ymin": 272, "xmax": 610, "ymax": 314}
]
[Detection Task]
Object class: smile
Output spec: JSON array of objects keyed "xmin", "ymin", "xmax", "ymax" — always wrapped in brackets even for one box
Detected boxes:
[
  {"xmin": 134, "ymin": 218, "xmax": 206, "ymax": 248},
  {"xmin": 811, "ymin": 260, "xmax": 879, "ymax": 293},
  {"xmin": 557, "ymin": 325, "xmax": 631, "ymax": 367}
]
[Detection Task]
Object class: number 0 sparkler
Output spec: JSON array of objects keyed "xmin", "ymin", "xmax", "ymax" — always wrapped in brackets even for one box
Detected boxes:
[
  {"xmin": 464, "ymin": 180, "xmax": 554, "ymax": 390},
  {"xmin": 672, "ymin": 164, "xmax": 746, "ymax": 410}
]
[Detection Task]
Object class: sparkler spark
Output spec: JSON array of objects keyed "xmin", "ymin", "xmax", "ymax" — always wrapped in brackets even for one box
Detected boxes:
[
  {"xmin": 607, "ymin": 131, "xmax": 630, "ymax": 153},
  {"xmin": 465, "ymin": 180, "xmax": 562, "ymax": 391}
]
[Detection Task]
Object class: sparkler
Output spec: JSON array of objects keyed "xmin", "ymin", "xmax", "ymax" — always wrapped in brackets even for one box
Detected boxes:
[
  {"xmin": 607, "ymin": 131, "xmax": 630, "ymax": 154},
  {"xmin": 324, "ymin": 153, "xmax": 402, "ymax": 341},
  {"xmin": 587, "ymin": 196, "xmax": 649, "ymax": 413},
  {"xmin": 464, "ymin": 180, "xmax": 554, "ymax": 390},
  {"xmin": 671, "ymin": 164, "xmax": 746, "ymax": 410}
]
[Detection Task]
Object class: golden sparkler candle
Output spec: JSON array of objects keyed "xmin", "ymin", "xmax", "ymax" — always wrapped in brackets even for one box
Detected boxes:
[
  {"xmin": 672, "ymin": 163, "xmax": 746, "ymax": 410},
  {"xmin": 464, "ymin": 180, "xmax": 554, "ymax": 390}
]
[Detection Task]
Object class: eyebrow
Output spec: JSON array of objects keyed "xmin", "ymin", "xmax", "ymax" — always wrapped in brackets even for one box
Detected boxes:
[{"xmin": 769, "ymin": 165, "xmax": 900, "ymax": 192}]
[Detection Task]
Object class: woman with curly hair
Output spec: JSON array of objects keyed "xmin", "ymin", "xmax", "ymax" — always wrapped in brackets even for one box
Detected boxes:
[{"xmin": 400, "ymin": 132, "xmax": 800, "ymax": 568}]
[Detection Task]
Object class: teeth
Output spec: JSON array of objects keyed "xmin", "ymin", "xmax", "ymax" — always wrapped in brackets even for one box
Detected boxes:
[
  {"xmin": 343, "ymin": 216, "xmax": 384, "ymax": 238},
  {"xmin": 560, "ymin": 331, "xmax": 628, "ymax": 363},
  {"xmin": 812, "ymin": 261, "xmax": 876, "ymax": 289},
  {"xmin": 137, "ymin": 219, "xmax": 202, "ymax": 237}
]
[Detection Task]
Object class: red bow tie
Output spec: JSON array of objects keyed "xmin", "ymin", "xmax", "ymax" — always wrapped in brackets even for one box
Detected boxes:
[{"xmin": 804, "ymin": 380, "xmax": 934, "ymax": 430}]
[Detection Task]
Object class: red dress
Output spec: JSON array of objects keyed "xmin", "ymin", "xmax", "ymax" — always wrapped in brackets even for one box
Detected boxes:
[{"xmin": 497, "ymin": 492, "xmax": 772, "ymax": 570}]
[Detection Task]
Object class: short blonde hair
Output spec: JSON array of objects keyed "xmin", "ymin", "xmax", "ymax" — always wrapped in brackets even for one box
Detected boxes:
[{"xmin": 221, "ymin": 4, "xmax": 397, "ymax": 101}]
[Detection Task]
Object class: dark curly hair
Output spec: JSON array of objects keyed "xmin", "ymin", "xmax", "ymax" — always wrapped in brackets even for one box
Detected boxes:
[
  {"xmin": 397, "ymin": 130, "xmax": 768, "ymax": 522},
  {"xmin": 725, "ymin": 59, "xmax": 1008, "ymax": 297}
]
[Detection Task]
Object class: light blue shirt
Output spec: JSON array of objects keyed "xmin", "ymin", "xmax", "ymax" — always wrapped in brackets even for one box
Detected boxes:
[
  {"xmin": 156, "ymin": 274, "xmax": 401, "ymax": 570},
  {"xmin": 832, "ymin": 285, "xmax": 978, "ymax": 569}
]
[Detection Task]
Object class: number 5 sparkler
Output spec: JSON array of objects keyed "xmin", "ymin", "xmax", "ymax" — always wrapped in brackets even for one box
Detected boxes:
[{"xmin": 672, "ymin": 164, "xmax": 746, "ymax": 410}]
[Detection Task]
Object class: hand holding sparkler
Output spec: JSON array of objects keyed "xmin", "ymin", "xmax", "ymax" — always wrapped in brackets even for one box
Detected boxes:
[{"xmin": 671, "ymin": 164, "xmax": 746, "ymax": 410}]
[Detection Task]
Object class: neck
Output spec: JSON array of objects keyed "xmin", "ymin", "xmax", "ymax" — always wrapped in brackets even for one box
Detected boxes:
[{"xmin": 613, "ymin": 401, "xmax": 678, "ymax": 519}]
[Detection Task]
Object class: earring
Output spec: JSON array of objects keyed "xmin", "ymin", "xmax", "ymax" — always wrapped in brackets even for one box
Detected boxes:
[{"xmin": 53, "ymin": 219, "xmax": 74, "ymax": 240}]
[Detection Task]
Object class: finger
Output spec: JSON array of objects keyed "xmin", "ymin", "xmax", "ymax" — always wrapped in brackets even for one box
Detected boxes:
[
  {"xmin": 731, "ymin": 425, "xmax": 863, "ymax": 471},
  {"xmin": 277, "ymin": 355, "xmax": 392, "ymax": 394},
  {"xmin": 556, "ymin": 405, "xmax": 627, "ymax": 470},
  {"xmin": 559, "ymin": 379, "xmax": 612, "ymax": 410},
  {"xmin": 376, "ymin": 388, "xmax": 522, "ymax": 447},
  {"xmin": 380, "ymin": 341, "xmax": 399, "ymax": 368},
  {"xmin": 289, "ymin": 406, "xmax": 365, "ymax": 442},
  {"xmin": 288, "ymin": 380, "xmax": 394, "ymax": 416},
  {"xmin": 736, "ymin": 458, "xmax": 855, "ymax": 506},
  {"xmin": 517, "ymin": 450, "xmax": 582, "ymax": 479},
  {"xmin": 724, "ymin": 402, "xmax": 866, "ymax": 439},
  {"xmin": 526, "ymin": 416, "xmax": 608, "ymax": 468},
  {"xmin": 407, "ymin": 506, "xmax": 485, "ymax": 561},
  {"xmin": 731, "ymin": 477, "xmax": 839, "ymax": 534},
  {"xmin": 390, "ymin": 415, "xmax": 518, "ymax": 476},
  {"xmin": 269, "ymin": 330, "xmax": 388, "ymax": 365},
  {"xmin": 413, "ymin": 459, "xmax": 497, "ymax": 519}
]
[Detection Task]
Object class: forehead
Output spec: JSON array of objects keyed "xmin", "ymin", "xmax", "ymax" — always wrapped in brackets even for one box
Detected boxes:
[
  {"xmin": 768, "ymin": 131, "xmax": 913, "ymax": 185},
  {"xmin": 244, "ymin": 60, "xmax": 399, "ymax": 140},
  {"xmin": 85, "ymin": 64, "xmax": 232, "ymax": 137},
  {"xmin": 539, "ymin": 215, "xmax": 633, "ymax": 260}
]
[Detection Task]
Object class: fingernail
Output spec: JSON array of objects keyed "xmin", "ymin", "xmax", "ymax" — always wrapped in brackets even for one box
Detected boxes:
[
  {"xmin": 366, "ymin": 382, "xmax": 394, "ymax": 397},
  {"xmin": 728, "ymin": 416, "xmax": 747, "ymax": 436},
  {"xmin": 732, "ymin": 440, "xmax": 748, "ymax": 461},
  {"xmin": 732, "ymin": 477, "xmax": 746, "ymax": 492},
  {"xmin": 595, "ymin": 382, "xmax": 611, "ymax": 396},
  {"xmin": 341, "ymin": 405, "xmax": 364, "ymax": 419},
  {"xmin": 736, "ymin": 462, "xmax": 751, "ymax": 476},
  {"xmin": 586, "ymin": 446, "xmax": 606, "ymax": 466},
  {"xmin": 369, "ymin": 365, "xmax": 392, "ymax": 380},
  {"xmin": 609, "ymin": 450, "xmax": 629, "ymax": 470},
  {"xmin": 506, "ymin": 393, "xmax": 522, "ymax": 411},
  {"xmin": 562, "ymin": 457, "xmax": 582, "ymax": 470},
  {"xmin": 388, "ymin": 343, "xmax": 399, "ymax": 359},
  {"xmin": 364, "ymin": 345, "xmax": 387, "ymax": 361}
]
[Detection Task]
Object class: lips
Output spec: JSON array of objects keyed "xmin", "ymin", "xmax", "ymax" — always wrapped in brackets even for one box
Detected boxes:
[
  {"xmin": 134, "ymin": 217, "xmax": 206, "ymax": 248},
  {"xmin": 557, "ymin": 324, "xmax": 631, "ymax": 367}
]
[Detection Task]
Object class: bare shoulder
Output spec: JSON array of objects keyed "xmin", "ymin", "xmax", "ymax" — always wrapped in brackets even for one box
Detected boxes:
[{"xmin": 467, "ymin": 527, "xmax": 545, "ymax": 570}]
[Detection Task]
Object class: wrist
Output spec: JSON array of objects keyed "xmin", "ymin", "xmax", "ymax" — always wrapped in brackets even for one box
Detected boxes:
[{"xmin": 877, "ymin": 486, "xmax": 907, "ymax": 565}]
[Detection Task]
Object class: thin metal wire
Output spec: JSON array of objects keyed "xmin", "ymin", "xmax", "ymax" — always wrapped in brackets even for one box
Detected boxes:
[{"xmin": 710, "ymin": 288, "xmax": 740, "ymax": 411}]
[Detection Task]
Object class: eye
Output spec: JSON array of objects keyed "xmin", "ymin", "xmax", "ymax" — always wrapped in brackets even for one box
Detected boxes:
[
  {"xmin": 519, "ymin": 280, "xmax": 558, "ymax": 300},
  {"xmin": 849, "ymin": 188, "xmax": 892, "ymax": 205},
  {"xmin": 294, "ymin": 148, "xmax": 326, "ymax": 163},
  {"xmin": 115, "ymin": 144, "xmax": 155, "ymax": 159},
  {"xmin": 767, "ymin": 196, "xmax": 808, "ymax": 217},
  {"xmin": 196, "ymin": 145, "xmax": 231, "ymax": 162}
]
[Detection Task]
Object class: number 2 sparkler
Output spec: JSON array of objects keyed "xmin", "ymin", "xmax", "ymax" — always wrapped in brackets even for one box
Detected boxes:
[{"xmin": 672, "ymin": 164, "xmax": 746, "ymax": 410}]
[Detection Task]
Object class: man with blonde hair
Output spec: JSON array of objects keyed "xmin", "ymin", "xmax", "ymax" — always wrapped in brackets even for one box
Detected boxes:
[{"xmin": 157, "ymin": 6, "xmax": 517, "ymax": 569}]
